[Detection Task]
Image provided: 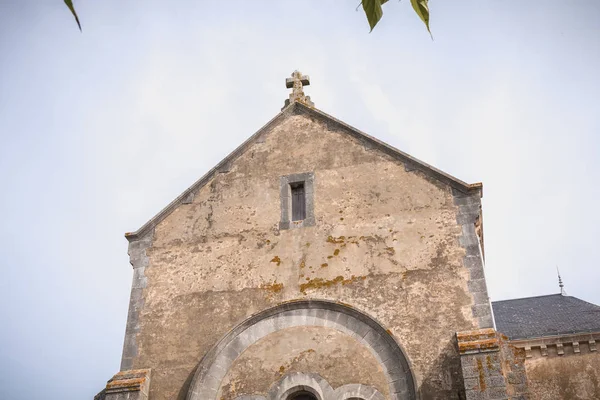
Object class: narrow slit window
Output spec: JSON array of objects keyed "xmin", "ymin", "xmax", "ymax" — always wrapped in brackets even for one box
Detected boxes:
[
  {"xmin": 291, "ymin": 182, "xmax": 306, "ymax": 221},
  {"xmin": 279, "ymin": 172, "xmax": 314, "ymax": 230}
]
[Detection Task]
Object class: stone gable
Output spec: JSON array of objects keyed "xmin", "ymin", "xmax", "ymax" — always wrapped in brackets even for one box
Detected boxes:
[
  {"xmin": 116, "ymin": 106, "xmax": 491, "ymax": 400},
  {"xmin": 97, "ymin": 77, "xmax": 600, "ymax": 400}
]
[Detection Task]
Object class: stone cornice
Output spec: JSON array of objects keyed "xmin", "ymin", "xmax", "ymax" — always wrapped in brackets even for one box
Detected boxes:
[
  {"xmin": 105, "ymin": 369, "xmax": 150, "ymax": 393},
  {"xmin": 457, "ymin": 328, "xmax": 500, "ymax": 355},
  {"xmin": 507, "ymin": 331, "xmax": 600, "ymax": 358},
  {"xmin": 95, "ymin": 369, "xmax": 151, "ymax": 400}
]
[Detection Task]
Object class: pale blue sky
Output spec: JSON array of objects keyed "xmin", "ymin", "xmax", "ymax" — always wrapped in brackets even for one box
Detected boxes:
[{"xmin": 1, "ymin": 1, "xmax": 599, "ymax": 399}]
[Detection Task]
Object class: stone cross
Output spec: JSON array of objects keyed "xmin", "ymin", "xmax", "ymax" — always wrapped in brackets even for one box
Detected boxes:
[{"xmin": 283, "ymin": 70, "xmax": 314, "ymax": 109}]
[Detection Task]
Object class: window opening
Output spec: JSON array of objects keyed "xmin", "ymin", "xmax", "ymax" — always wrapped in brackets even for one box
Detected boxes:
[
  {"xmin": 288, "ymin": 391, "xmax": 317, "ymax": 400},
  {"xmin": 291, "ymin": 182, "xmax": 306, "ymax": 221}
]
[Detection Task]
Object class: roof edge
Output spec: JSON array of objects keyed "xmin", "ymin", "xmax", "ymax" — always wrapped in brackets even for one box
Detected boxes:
[
  {"xmin": 295, "ymin": 103, "xmax": 483, "ymax": 197},
  {"xmin": 124, "ymin": 104, "xmax": 294, "ymax": 242},
  {"xmin": 506, "ymin": 330, "xmax": 600, "ymax": 343},
  {"xmin": 492, "ymin": 293, "xmax": 566, "ymax": 304},
  {"xmin": 125, "ymin": 102, "xmax": 483, "ymax": 242}
]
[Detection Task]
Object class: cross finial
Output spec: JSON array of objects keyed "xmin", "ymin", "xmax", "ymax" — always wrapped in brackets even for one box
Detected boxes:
[
  {"xmin": 557, "ymin": 266, "xmax": 566, "ymax": 296},
  {"xmin": 283, "ymin": 70, "xmax": 314, "ymax": 109}
]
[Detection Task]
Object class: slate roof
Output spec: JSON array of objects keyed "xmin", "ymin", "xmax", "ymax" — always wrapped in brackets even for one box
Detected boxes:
[
  {"xmin": 492, "ymin": 294, "xmax": 600, "ymax": 340},
  {"xmin": 125, "ymin": 102, "xmax": 482, "ymax": 241}
]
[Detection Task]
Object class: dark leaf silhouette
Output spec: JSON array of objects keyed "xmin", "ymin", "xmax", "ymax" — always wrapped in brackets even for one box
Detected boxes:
[{"xmin": 64, "ymin": 0, "xmax": 81, "ymax": 31}]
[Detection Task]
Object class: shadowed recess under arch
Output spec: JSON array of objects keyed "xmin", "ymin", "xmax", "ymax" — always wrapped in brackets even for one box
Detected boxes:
[{"xmin": 233, "ymin": 372, "xmax": 386, "ymax": 400}]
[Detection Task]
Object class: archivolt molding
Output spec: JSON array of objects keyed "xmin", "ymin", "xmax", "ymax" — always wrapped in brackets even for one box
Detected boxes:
[
  {"xmin": 269, "ymin": 372, "xmax": 331, "ymax": 400},
  {"xmin": 335, "ymin": 383, "xmax": 385, "ymax": 400},
  {"xmin": 186, "ymin": 300, "xmax": 417, "ymax": 400},
  {"xmin": 233, "ymin": 372, "xmax": 385, "ymax": 400}
]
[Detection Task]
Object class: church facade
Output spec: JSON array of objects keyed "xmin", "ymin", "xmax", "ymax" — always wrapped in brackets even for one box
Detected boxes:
[{"xmin": 96, "ymin": 72, "xmax": 600, "ymax": 400}]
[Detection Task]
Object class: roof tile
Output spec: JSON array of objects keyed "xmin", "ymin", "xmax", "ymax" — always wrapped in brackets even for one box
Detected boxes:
[{"xmin": 492, "ymin": 294, "xmax": 600, "ymax": 340}]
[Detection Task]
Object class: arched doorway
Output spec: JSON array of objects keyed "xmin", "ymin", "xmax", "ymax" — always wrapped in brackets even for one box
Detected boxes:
[{"xmin": 186, "ymin": 300, "xmax": 417, "ymax": 400}]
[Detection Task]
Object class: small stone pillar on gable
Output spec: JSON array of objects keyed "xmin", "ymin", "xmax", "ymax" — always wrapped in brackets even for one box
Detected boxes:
[
  {"xmin": 94, "ymin": 369, "xmax": 151, "ymax": 400},
  {"xmin": 457, "ymin": 329, "xmax": 529, "ymax": 400}
]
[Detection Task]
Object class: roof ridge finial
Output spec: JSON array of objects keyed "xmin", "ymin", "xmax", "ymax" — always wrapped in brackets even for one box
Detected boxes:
[
  {"xmin": 283, "ymin": 70, "xmax": 314, "ymax": 110},
  {"xmin": 557, "ymin": 266, "xmax": 566, "ymax": 296}
]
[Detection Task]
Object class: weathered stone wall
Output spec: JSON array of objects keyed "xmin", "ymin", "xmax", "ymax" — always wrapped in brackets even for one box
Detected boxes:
[
  {"xmin": 124, "ymin": 108, "xmax": 489, "ymax": 399},
  {"xmin": 525, "ymin": 346, "xmax": 600, "ymax": 399}
]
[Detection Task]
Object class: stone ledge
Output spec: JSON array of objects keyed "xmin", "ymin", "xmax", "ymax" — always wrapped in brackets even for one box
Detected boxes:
[
  {"xmin": 105, "ymin": 369, "xmax": 151, "ymax": 394},
  {"xmin": 457, "ymin": 328, "xmax": 500, "ymax": 354}
]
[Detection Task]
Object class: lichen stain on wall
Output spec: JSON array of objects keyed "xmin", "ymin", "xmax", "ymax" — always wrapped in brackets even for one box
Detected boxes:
[
  {"xmin": 132, "ymin": 112, "xmax": 480, "ymax": 400},
  {"xmin": 526, "ymin": 353, "xmax": 600, "ymax": 400}
]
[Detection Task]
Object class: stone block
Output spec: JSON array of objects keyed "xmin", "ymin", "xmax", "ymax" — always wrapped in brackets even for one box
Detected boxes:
[
  {"xmin": 468, "ymin": 266, "xmax": 485, "ymax": 280},
  {"xmin": 463, "ymin": 377, "xmax": 480, "ymax": 390},
  {"xmin": 459, "ymin": 203, "xmax": 482, "ymax": 216},
  {"xmin": 472, "ymin": 303, "xmax": 492, "ymax": 318},
  {"xmin": 468, "ymin": 279, "xmax": 488, "ymax": 294},
  {"xmin": 471, "ymin": 291, "xmax": 489, "ymax": 305},
  {"xmin": 453, "ymin": 195, "xmax": 480, "ymax": 207},
  {"xmin": 464, "ymin": 389, "xmax": 485, "ymax": 400},
  {"xmin": 464, "ymin": 255, "xmax": 483, "ymax": 270},
  {"xmin": 464, "ymin": 244, "xmax": 482, "ymax": 258},
  {"xmin": 507, "ymin": 372, "xmax": 524, "ymax": 385},
  {"xmin": 390, "ymin": 377, "xmax": 408, "ymax": 394},
  {"xmin": 460, "ymin": 233, "xmax": 481, "ymax": 247},
  {"xmin": 457, "ymin": 212, "xmax": 477, "ymax": 225},
  {"xmin": 101, "ymin": 369, "xmax": 151, "ymax": 400},
  {"xmin": 487, "ymin": 375, "xmax": 507, "ymax": 388},
  {"xmin": 485, "ymin": 386, "xmax": 508, "ymax": 399},
  {"xmin": 462, "ymin": 366, "xmax": 479, "ymax": 379},
  {"xmin": 478, "ymin": 314, "xmax": 494, "ymax": 329}
]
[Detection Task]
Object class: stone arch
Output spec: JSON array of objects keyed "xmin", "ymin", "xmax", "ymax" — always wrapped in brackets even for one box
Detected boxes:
[
  {"xmin": 334, "ymin": 384, "xmax": 385, "ymax": 400},
  {"xmin": 233, "ymin": 372, "xmax": 386, "ymax": 400},
  {"xmin": 270, "ymin": 372, "xmax": 332, "ymax": 400},
  {"xmin": 186, "ymin": 300, "xmax": 417, "ymax": 400}
]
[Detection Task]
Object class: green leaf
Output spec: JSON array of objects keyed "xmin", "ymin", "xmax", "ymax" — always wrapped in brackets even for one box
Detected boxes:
[
  {"xmin": 361, "ymin": 0, "xmax": 387, "ymax": 32},
  {"xmin": 64, "ymin": 0, "xmax": 82, "ymax": 31},
  {"xmin": 410, "ymin": 0, "xmax": 431, "ymax": 36}
]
